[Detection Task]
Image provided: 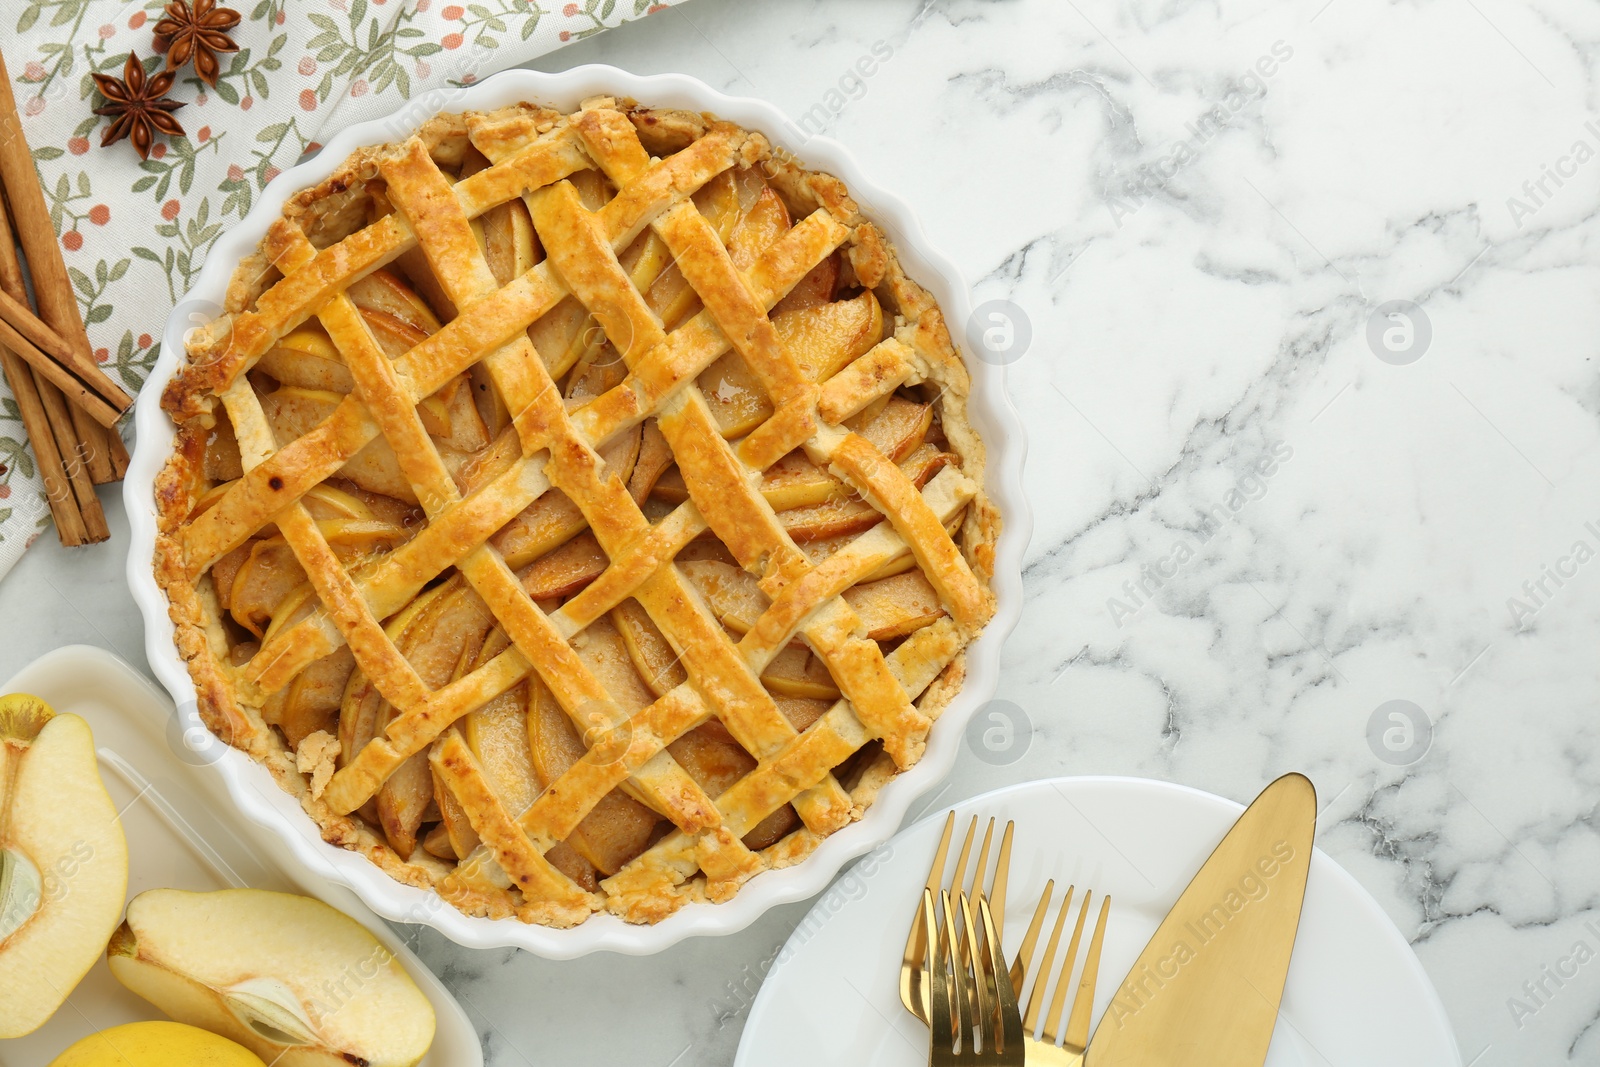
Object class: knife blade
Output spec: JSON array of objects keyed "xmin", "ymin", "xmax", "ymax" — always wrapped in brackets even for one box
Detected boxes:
[{"xmin": 1086, "ymin": 772, "xmax": 1317, "ymax": 1066}]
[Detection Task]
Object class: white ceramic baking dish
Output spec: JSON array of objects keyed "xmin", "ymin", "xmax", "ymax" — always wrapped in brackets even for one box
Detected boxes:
[{"xmin": 123, "ymin": 65, "xmax": 1031, "ymax": 957}]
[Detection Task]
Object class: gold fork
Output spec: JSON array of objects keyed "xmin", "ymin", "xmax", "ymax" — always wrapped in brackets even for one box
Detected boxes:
[
  {"xmin": 901, "ymin": 812, "xmax": 1016, "ymax": 1022},
  {"xmin": 1009, "ymin": 880, "xmax": 1111, "ymax": 1066},
  {"xmin": 920, "ymin": 887, "xmax": 1026, "ymax": 1066}
]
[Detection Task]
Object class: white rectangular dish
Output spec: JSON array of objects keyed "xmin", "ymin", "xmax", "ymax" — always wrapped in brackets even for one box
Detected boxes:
[
  {"xmin": 122, "ymin": 64, "xmax": 1032, "ymax": 957},
  {"xmin": 0, "ymin": 645, "xmax": 481, "ymax": 1067}
]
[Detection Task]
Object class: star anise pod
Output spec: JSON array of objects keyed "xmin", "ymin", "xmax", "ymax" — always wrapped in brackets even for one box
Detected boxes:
[
  {"xmin": 92, "ymin": 52, "xmax": 185, "ymax": 161},
  {"xmin": 154, "ymin": 0, "xmax": 241, "ymax": 87}
]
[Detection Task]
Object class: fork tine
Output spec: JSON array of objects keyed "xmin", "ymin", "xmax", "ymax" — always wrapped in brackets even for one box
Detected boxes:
[
  {"xmin": 925, "ymin": 811, "xmax": 957, "ymax": 895},
  {"xmin": 947, "ymin": 819, "xmax": 981, "ymax": 1028},
  {"xmin": 940, "ymin": 890, "xmax": 968, "ymax": 1050},
  {"xmin": 1008, "ymin": 877, "xmax": 1053, "ymax": 993},
  {"xmin": 902, "ymin": 812, "xmax": 956, "ymax": 1020},
  {"xmin": 967, "ymin": 821, "xmax": 997, "ymax": 1027},
  {"xmin": 1023, "ymin": 884, "xmax": 1074, "ymax": 1033},
  {"xmin": 979, "ymin": 895, "xmax": 1024, "ymax": 1056},
  {"xmin": 1064, "ymin": 894, "xmax": 1111, "ymax": 1051},
  {"xmin": 1042, "ymin": 890, "xmax": 1094, "ymax": 1045},
  {"xmin": 969, "ymin": 819, "xmax": 995, "ymax": 900},
  {"xmin": 948, "ymin": 816, "xmax": 979, "ymax": 906},
  {"xmin": 958, "ymin": 892, "xmax": 997, "ymax": 1052},
  {"xmin": 923, "ymin": 889, "xmax": 953, "ymax": 1060},
  {"xmin": 991, "ymin": 821, "xmax": 1014, "ymax": 939}
]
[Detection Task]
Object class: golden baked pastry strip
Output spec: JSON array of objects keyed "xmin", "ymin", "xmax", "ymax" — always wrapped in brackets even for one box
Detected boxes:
[
  {"xmin": 259, "ymin": 221, "xmax": 725, "ymax": 908},
  {"xmin": 186, "ymin": 196, "xmax": 842, "ymax": 642},
  {"xmin": 169, "ymin": 103, "xmax": 990, "ymax": 921},
  {"xmin": 517, "ymin": 110, "xmax": 982, "ymax": 904},
  {"xmin": 166, "ymin": 125, "xmax": 594, "ymax": 410},
  {"xmin": 178, "ymin": 128, "xmax": 749, "ymax": 580},
  {"xmin": 430, "ymin": 731, "xmax": 596, "ymax": 924},
  {"xmin": 569, "ymin": 112, "xmax": 978, "ymax": 753},
  {"xmin": 314, "ymin": 124, "xmax": 906, "ymax": 902},
  {"xmin": 321, "ymin": 135, "xmax": 859, "ymax": 860},
  {"xmin": 330, "ymin": 109, "xmax": 976, "ymax": 912},
  {"xmin": 816, "ymin": 337, "xmax": 916, "ymax": 424},
  {"xmin": 281, "ymin": 184, "xmax": 745, "ymax": 843},
  {"xmin": 610, "ymin": 613, "xmax": 968, "ymax": 910},
  {"xmin": 599, "ymin": 469, "xmax": 976, "ymax": 912},
  {"xmin": 225, "ymin": 177, "xmax": 843, "ymax": 696},
  {"xmin": 400, "ymin": 462, "xmax": 974, "ymax": 913},
  {"xmin": 215, "ymin": 372, "xmax": 430, "ymax": 711},
  {"xmin": 362, "ymin": 137, "xmax": 835, "ymax": 884},
  {"xmin": 506, "ymin": 122, "xmax": 968, "ymax": 711}
]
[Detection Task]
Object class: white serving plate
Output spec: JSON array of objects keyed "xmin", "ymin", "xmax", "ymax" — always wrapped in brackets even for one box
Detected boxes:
[
  {"xmin": 123, "ymin": 65, "xmax": 1031, "ymax": 956},
  {"xmin": 0, "ymin": 646, "xmax": 481, "ymax": 1067},
  {"xmin": 737, "ymin": 777, "xmax": 1462, "ymax": 1067}
]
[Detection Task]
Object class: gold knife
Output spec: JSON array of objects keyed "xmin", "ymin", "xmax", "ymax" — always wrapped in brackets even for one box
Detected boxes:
[{"xmin": 1086, "ymin": 772, "xmax": 1316, "ymax": 1066}]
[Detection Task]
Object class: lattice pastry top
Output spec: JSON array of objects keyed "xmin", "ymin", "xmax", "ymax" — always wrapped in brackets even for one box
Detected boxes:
[{"xmin": 153, "ymin": 98, "xmax": 999, "ymax": 927}]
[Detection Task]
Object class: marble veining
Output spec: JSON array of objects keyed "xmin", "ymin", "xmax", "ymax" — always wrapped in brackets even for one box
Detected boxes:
[{"xmin": 4, "ymin": 0, "xmax": 1598, "ymax": 1062}]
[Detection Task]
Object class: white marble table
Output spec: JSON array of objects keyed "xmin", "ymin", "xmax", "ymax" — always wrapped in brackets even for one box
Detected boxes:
[{"xmin": 8, "ymin": 0, "xmax": 1598, "ymax": 1061}]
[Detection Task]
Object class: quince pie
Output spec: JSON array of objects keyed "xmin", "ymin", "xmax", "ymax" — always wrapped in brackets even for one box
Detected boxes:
[{"xmin": 153, "ymin": 98, "xmax": 998, "ymax": 926}]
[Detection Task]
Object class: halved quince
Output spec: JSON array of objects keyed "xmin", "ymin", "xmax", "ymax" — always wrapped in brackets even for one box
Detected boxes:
[
  {"xmin": 0, "ymin": 693, "xmax": 129, "ymax": 1038},
  {"xmin": 107, "ymin": 888, "xmax": 435, "ymax": 1067}
]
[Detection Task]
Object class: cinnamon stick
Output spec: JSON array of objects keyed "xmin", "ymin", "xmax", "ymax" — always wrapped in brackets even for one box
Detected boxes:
[
  {"xmin": 0, "ymin": 347, "xmax": 89, "ymax": 544},
  {"xmin": 69, "ymin": 401, "xmax": 117, "ymax": 484},
  {"xmin": 0, "ymin": 284, "xmax": 131, "ymax": 415},
  {"xmin": 105, "ymin": 420, "xmax": 129, "ymax": 480},
  {"xmin": 0, "ymin": 309, "xmax": 122, "ymax": 426},
  {"xmin": 0, "ymin": 190, "xmax": 120, "ymax": 486},
  {"xmin": 0, "ymin": 287, "xmax": 72, "ymax": 365},
  {"xmin": 0, "ymin": 50, "xmax": 120, "ymax": 421},
  {"xmin": 0, "ymin": 130, "xmax": 104, "ymax": 541},
  {"xmin": 38, "ymin": 372, "xmax": 108, "ymax": 541}
]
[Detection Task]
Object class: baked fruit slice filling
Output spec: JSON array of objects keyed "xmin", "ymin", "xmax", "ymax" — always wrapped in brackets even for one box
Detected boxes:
[{"xmin": 154, "ymin": 98, "xmax": 999, "ymax": 927}]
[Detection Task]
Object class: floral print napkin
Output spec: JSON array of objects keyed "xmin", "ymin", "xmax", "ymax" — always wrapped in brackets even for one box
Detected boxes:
[{"xmin": 0, "ymin": 0, "xmax": 675, "ymax": 570}]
